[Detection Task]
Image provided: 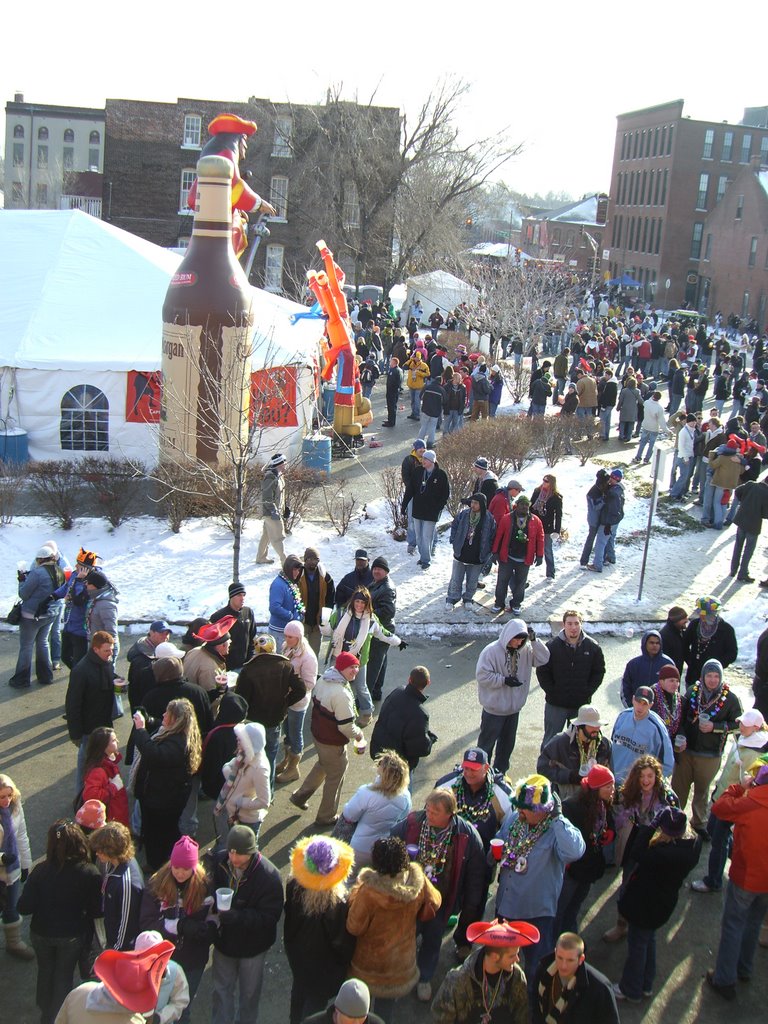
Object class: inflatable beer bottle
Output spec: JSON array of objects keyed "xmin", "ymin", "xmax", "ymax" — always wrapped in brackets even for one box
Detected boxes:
[{"xmin": 160, "ymin": 154, "xmax": 253, "ymax": 464}]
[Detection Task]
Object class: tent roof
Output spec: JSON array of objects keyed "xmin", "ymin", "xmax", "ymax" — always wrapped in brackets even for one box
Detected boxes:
[
  {"xmin": 529, "ymin": 194, "xmax": 601, "ymax": 226},
  {"xmin": 405, "ymin": 269, "xmax": 473, "ymax": 290},
  {"xmin": 0, "ymin": 210, "xmax": 321, "ymax": 372}
]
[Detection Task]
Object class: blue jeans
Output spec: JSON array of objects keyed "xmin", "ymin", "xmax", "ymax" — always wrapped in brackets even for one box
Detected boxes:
[
  {"xmin": 420, "ymin": 414, "xmax": 438, "ymax": 446},
  {"xmin": 670, "ymin": 457, "xmax": 694, "ymax": 498},
  {"xmin": 417, "ymin": 915, "xmax": 447, "ymax": 982},
  {"xmin": 731, "ymin": 527, "xmax": 758, "ymax": 577},
  {"xmin": 284, "ymin": 707, "xmax": 306, "ymax": 754},
  {"xmin": 444, "ymin": 410, "xmax": 463, "ymax": 434},
  {"xmin": 211, "ymin": 950, "xmax": 266, "ymax": 1024},
  {"xmin": 1, "ymin": 878, "xmax": 21, "ymax": 923},
  {"xmin": 636, "ymin": 429, "xmax": 658, "ymax": 461},
  {"xmin": 76, "ymin": 735, "xmax": 90, "ymax": 793},
  {"xmin": 446, "ymin": 559, "xmax": 483, "ymax": 604},
  {"xmin": 554, "ymin": 874, "xmax": 592, "ymax": 937},
  {"xmin": 713, "ymin": 880, "xmax": 768, "ymax": 985},
  {"xmin": 528, "ymin": 403, "xmax": 545, "ymax": 417},
  {"xmin": 477, "ymin": 709, "xmax": 520, "ymax": 774},
  {"xmin": 321, "ymin": 388, "xmax": 335, "ymax": 421},
  {"xmin": 619, "ymin": 419, "xmax": 634, "ymax": 441},
  {"xmin": 495, "ymin": 560, "xmax": 529, "ymax": 610},
  {"xmin": 599, "ymin": 407, "xmax": 612, "ymax": 439},
  {"xmin": 619, "ymin": 925, "xmax": 656, "ymax": 999},
  {"xmin": 264, "ymin": 725, "xmax": 281, "ymax": 790},
  {"xmin": 542, "ymin": 703, "xmax": 580, "ymax": 747},
  {"xmin": 580, "ymin": 523, "xmax": 599, "ymax": 565},
  {"xmin": 409, "ymin": 389, "xmax": 421, "ymax": 417},
  {"xmin": 413, "ymin": 518, "xmax": 437, "ymax": 568},
  {"xmin": 9, "ymin": 613, "xmax": 55, "ymax": 687},
  {"xmin": 352, "ymin": 662, "xmax": 372, "ymax": 717},
  {"xmin": 543, "ymin": 533, "xmax": 555, "ymax": 578},
  {"xmin": 702, "ymin": 812, "xmax": 732, "ymax": 890},
  {"xmin": 366, "ymin": 638, "xmax": 390, "ymax": 701},
  {"xmin": 592, "ymin": 525, "xmax": 617, "ymax": 570},
  {"xmin": 724, "ymin": 494, "xmax": 739, "ymax": 525},
  {"xmin": 49, "ymin": 601, "xmax": 64, "ymax": 663},
  {"xmin": 406, "ymin": 499, "xmax": 416, "ymax": 549},
  {"xmin": 178, "ymin": 775, "xmax": 201, "ymax": 837},
  {"xmin": 669, "ymin": 394, "xmax": 683, "ymax": 415},
  {"xmin": 514, "ymin": 916, "xmax": 554, "ymax": 994}
]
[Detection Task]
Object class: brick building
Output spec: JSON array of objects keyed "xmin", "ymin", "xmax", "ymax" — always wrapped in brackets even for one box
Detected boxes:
[
  {"xmin": 604, "ymin": 99, "xmax": 768, "ymax": 310},
  {"xmin": 520, "ymin": 194, "xmax": 608, "ymax": 278},
  {"xmin": 699, "ymin": 159, "xmax": 768, "ymax": 325},
  {"xmin": 4, "ymin": 93, "xmax": 105, "ymax": 214},
  {"xmin": 103, "ymin": 96, "xmax": 399, "ymax": 295}
]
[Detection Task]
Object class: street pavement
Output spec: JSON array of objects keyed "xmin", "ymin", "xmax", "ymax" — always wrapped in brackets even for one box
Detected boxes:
[{"xmin": 0, "ymin": 630, "xmax": 763, "ymax": 1024}]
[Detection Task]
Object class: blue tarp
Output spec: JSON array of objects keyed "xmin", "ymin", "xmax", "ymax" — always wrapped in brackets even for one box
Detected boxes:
[{"xmin": 607, "ymin": 273, "xmax": 643, "ymax": 288}]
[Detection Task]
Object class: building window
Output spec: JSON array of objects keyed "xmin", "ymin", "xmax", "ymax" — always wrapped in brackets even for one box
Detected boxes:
[
  {"xmin": 565, "ymin": 229, "xmax": 575, "ymax": 248},
  {"xmin": 182, "ymin": 115, "xmax": 202, "ymax": 147},
  {"xmin": 621, "ymin": 133, "xmax": 628, "ymax": 160},
  {"xmin": 749, "ymin": 237, "xmax": 758, "ymax": 267},
  {"xmin": 716, "ymin": 175, "xmax": 729, "ymax": 202},
  {"xmin": 660, "ymin": 126, "xmax": 667, "ymax": 154},
  {"xmin": 667, "ymin": 126, "xmax": 674, "ymax": 155},
  {"xmin": 64, "ymin": 128, "xmax": 74, "ymax": 143},
  {"xmin": 642, "ymin": 131, "xmax": 649, "ymax": 157},
  {"xmin": 655, "ymin": 218, "xmax": 662, "ymax": 254},
  {"xmin": 12, "ymin": 182, "xmax": 24, "ymax": 205},
  {"xmin": 647, "ymin": 219, "xmax": 655, "ymax": 254},
  {"xmin": 735, "ymin": 194, "xmax": 744, "ymax": 220},
  {"xmin": 272, "ymin": 115, "xmax": 293, "ymax": 157},
  {"xmin": 179, "ymin": 169, "xmax": 196, "ymax": 211},
  {"xmin": 13, "ymin": 142, "xmax": 24, "ymax": 166},
  {"xmin": 60, "ymin": 385, "xmax": 109, "ymax": 452},
  {"xmin": 722, "ymin": 131, "xmax": 733, "ymax": 161},
  {"xmin": 89, "ymin": 130, "xmax": 100, "ymax": 145},
  {"xmin": 552, "ymin": 228, "xmax": 561, "ymax": 245},
  {"xmin": 269, "ymin": 175, "xmax": 289, "ymax": 221},
  {"xmin": 740, "ymin": 134, "xmax": 752, "ymax": 163},
  {"xmin": 652, "ymin": 128, "xmax": 659, "ymax": 157},
  {"xmin": 760, "ymin": 136, "xmax": 768, "ymax": 165},
  {"xmin": 690, "ymin": 223, "xmax": 703, "ymax": 260},
  {"xmin": 88, "ymin": 148, "xmax": 100, "ymax": 170},
  {"xmin": 641, "ymin": 218, "xmax": 649, "ymax": 252},
  {"xmin": 702, "ymin": 129, "xmax": 714, "ymax": 159},
  {"xmin": 342, "ymin": 181, "xmax": 360, "ymax": 228},
  {"xmin": 742, "ymin": 292, "xmax": 750, "ymax": 319},
  {"xmin": 63, "ymin": 147, "xmax": 74, "ymax": 171},
  {"xmin": 264, "ymin": 244, "xmax": 284, "ymax": 292},
  {"xmin": 653, "ymin": 171, "xmax": 661, "ymax": 205},
  {"xmin": 177, "ymin": 236, "xmax": 190, "ymax": 250},
  {"xmin": 632, "ymin": 133, "xmax": 639, "ymax": 159},
  {"xmin": 37, "ymin": 145, "xmax": 48, "ymax": 168},
  {"xmin": 639, "ymin": 171, "xmax": 647, "ymax": 205},
  {"xmin": 660, "ymin": 169, "xmax": 668, "ymax": 206},
  {"xmin": 628, "ymin": 218, "xmax": 636, "ymax": 251},
  {"xmin": 36, "ymin": 184, "xmax": 48, "ymax": 207},
  {"xmin": 38, "ymin": 126, "xmax": 49, "ymax": 140},
  {"xmin": 696, "ymin": 173, "xmax": 709, "ymax": 210},
  {"xmin": 13, "ymin": 124, "xmax": 24, "ymax": 139},
  {"xmin": 648, "ymin": 170, "xmax": 655, "ymax": 205},
  {"xmin": 704, "ymin": 234, "xmax": 713, "ymax": 261}
]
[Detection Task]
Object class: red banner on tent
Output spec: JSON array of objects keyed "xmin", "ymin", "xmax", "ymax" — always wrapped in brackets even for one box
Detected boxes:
[
  {"xmin": 126, "ymin": 371, "xmax": 162, "ymax": 423},
  {"xmin": 250, "ymin": 367, "xmax": 298, "ymax": 427}
]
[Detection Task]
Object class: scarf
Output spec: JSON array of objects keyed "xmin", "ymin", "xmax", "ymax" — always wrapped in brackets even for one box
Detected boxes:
[
  {"xmin": 652, "ymin": 683, "xmax": 683, "ymax": 735},
  {"xmin": 466, "ymin": 510, "xmax": 481, "ymax": 544},
  {"xmin": 537, "ymin": 959, "xmax": 578, "ymax": 1024},
  {"xmin": 333, "ymin": 609, "xmax": 371, "ymax": 658},
  {"xmin": 215, "ymin": 747, "xmax": 247, "ymax": 816},
  {"xmin": 0, "ymin": 805, "xmax": 19, "ymax": 871},
  {"xmin": 575, "ymin": 730, "xmax": 599, "ymax": 769},
  {"xmin": 532, "ymin": 487, "xmax": 549, "ymax": 515}
]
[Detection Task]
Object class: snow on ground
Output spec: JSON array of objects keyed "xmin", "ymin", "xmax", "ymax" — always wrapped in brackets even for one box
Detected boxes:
[{"xmin": 1, "ymin": 442, "xmax": 766, "ymax": 672}]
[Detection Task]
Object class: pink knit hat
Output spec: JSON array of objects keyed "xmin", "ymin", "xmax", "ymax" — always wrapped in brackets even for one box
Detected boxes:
[{"xmin": 170, "ymin": 836, "xmax": 199, "ymax": 870}]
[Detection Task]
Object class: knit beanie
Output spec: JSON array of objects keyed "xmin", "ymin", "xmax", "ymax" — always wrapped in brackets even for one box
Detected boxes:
[{"xmin": 170, "ymin": 836, "xmax": 199, "ymax": 870}]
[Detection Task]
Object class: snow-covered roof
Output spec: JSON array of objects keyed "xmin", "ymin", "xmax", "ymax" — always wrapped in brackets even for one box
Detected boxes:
[{"xmin": 529, "ymin": 195, "xmax": 601, "ymax": 226}]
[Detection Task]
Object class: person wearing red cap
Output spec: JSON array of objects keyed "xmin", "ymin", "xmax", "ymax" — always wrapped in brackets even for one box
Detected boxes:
[
  {"xmin": 555, "ymin": 766, "xmax": 616, "ymax": 936},
  {"xmin": 431, "ymin": 918, "xmax": 533, "ymax": 1024},
  {"xmin": 290, "ymin": 652, "xmax": 366, "ymax": 827},
  {"xmin": 182, "ymin": 617, "xmax": 237, "ymax": 695}
]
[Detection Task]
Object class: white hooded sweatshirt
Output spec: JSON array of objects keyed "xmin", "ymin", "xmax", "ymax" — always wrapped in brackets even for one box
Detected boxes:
[{"xmin": 476, "ymin": 618, "xmax": 550, "ymax": 716}]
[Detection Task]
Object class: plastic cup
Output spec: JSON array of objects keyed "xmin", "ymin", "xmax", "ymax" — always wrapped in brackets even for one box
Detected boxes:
[
  {"xmin": 674, "ymin": 734, "xmax": 686, "ymax": 750},
  {"xmin": 490, "ymin": 838, "xmax": 504, "ymax": 861},
  {"xmin": 698, "ymin": 712, "xmax": 711, "ymax": 724},
  {"xmin": 354, "ymin": 738, "xmax": 366, "ymax": 755},
  {"xmin": 216, "ymin": 887, "xmax": 234, "ymax": 911},
  {"xmin": 406, "ymin": 844, "xmax": 419, "ymax": 860},
  {"xmin": 320, "ymin": 607, "xmax": 332, "ymax": 627}
]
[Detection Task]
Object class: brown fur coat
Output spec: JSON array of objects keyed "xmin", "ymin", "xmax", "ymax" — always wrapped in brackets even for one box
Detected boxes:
[{"xmin": 346, "ymin": 862, "xmax": 442, "ymax": 997}]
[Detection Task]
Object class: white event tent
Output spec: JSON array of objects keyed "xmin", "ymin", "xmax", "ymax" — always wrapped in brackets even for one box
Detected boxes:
[{"xmin": 0, "ymin": 210, "xmax": 321, "ymax": 464}]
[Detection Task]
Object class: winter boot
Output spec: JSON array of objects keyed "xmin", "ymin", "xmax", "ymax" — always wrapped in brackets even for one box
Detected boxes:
[
  {"xmin": 277, "ymin": 752, "xmax": 302, "ymax": 784},
  {"xmin": 602, "ymin": 914, "xmax": 628, "ymax": 943},
  {"xmin": 274, "ymin": 742, "xmax": 291, "ymax": 776},
  {"xmin": 4, "ymin": 921, "xmax": 35, "ymax": 961}
]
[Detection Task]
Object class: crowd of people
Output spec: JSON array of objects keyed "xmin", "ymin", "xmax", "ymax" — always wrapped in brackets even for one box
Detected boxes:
[{"xmin": 4, "ymin": 295, "xmax": 768, "ymax": 1024}]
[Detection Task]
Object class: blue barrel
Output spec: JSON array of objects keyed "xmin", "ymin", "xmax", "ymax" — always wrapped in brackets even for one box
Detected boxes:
[
  {"xmin": 302, "ymin": 435, "xmax": 331, "ymax": 475},
  {"xmin": 0, "ymin": 430, "xmax": 29, "ymax": 464}
]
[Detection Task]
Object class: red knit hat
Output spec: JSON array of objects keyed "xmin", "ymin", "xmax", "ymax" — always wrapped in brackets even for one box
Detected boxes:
[
  {"xmin": 581, "ymin": 764, "xmax": 615, "ymax": 790},
  {"xmin": 335, "ymin": 652, "xmax": 360, "ymax": 673}
]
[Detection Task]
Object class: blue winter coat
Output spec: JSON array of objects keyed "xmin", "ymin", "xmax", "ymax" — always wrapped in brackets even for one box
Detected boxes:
[
  {"xmin": 489, "ymin": 376, "xmax": 503, "ymax": 405},
  {"xmin": 55, "ymin": 575, "xmax": 89, "ymax": 637},
  {"xmin": 620, "ymin": 629, "xmax": 675, "ymax": 706},
  {"xmin": 269, "ymin": 575, "xmax": 304, "ymax": 630},
  {"xmin": 18, "ymin": 564, "xmax": 60, "ymax": 617},
  {"xmin": 599, "ymin": 483, "xmax": 624, "ymax": 526},
  {"xmin": 450, "ymin": 506, "xmax": 496, "ymax": 563}
]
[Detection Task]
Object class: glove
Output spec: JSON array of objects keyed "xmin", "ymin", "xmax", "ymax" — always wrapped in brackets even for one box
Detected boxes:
[
  {"xmin": 218, "ymin": 909, "xmax": 238, "ymax": 926},
  {"xmin": 283, "ymin": 506, "xmax": 291, "ymax": 519},
  {"xmin": 535, "ymin": 556, "xmax": 543, "ymax": 567},
  {"xmin": 398, "ymin": 640, "xmax": 408, "ymax": 651},
  {"xmin": 527, "ymin": 626, "xmax": 536, "ymax": 642},
  {"xmin": 270, "ymin": 511, "xmax": 281, "ymax": 521},
  {"xmin": 20, "ymin": 868, "xmax": 28, "ymax": 883},
  {"xmin": 603, "ymin": 525, "xmax": 611, "ymax": 535},
  {"xmin": 503, "ymin": 675, "xmax": 523, "ymax": 687}
]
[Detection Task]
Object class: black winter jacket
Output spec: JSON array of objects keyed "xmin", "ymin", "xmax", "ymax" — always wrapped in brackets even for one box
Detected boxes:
[
  {"xmin": 734, "ymin": 480, "xmax": 768, "ymax": 535},
  {"xmin": 561, "ymin": 793, "xmax": 614, "ymax": 883},
  {"xmin": 134, "ymin": 730, "xmax": 192, "ymax": 811},
  {"xmin": 617, "ymin": 826, "xmax": 701, "ymax": 930},
  {"xmin": 209, "ymin": 849, "xmax": 283, "ymax": 959},
  {"xmin": 370, "ymin": 684, "xmax": 436, "ymax": 769},
  {"xmin": 420, "ymin": 382, "xmax": 445, "ymax": 419},
  {"xmin": 536, "ymin": 631, "xmax": 606, "ymax": 708},
  {"xmin": 682, "ymin": 619, "xmax": 738, "ymax": 684},
  {"xmin": 660, "ymin": 620, "xmax": 686, "ymax": 674},
  {"xmin": 283, "ymin": 878, "xmax": 353, "ymax": 995},
  {"xmin": 66, "ymin": 649, "xmax": 116, "ymax": 743},
  {"xmin": 211, "ymin": 603, "xmax": 256, "ymax": 670},
  {"xmin": 142, "ymin": 679, "xmax": 214, "ymax": 739},
  {"xmin": 532, "ymin": 953, "xmax": 619, "ymax": 1024},
  {"xmin": 199, "ymin": 693, "xmax": 249, "ymax": 799},
  {"xmin": 529, "ymin": 487, "xmax": 563, "ymax": 534},
  {"xmin": 368, "ymin": 576, "xmax": 397, "ymax": 630},
  {"xmin": 18, "ymin": 859, "xmax": 102, "ymax": 938},
  {"xmin": 235, "ymin": 653, "xmax": 306, "ymax": 728},
  {"xmin": 402, "ymin": 465, "xmax": 450, "ymax": 522}
]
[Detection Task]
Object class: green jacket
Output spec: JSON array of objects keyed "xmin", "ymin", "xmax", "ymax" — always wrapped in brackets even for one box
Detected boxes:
[
  {"xmin": 431, "ymin": 948, "xmax": 528, "ymax": 1024},
  {"xmin": 324, "ymin": 608, "xmax": 399, "ymax": 667}
]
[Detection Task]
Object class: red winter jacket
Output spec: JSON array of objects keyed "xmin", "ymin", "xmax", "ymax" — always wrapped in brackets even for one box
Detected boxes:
[
  {"xmin": 488, "ymin": 490, "xmax": 511, "ymax": 527},
  {"xmin": 712, "ymin": 782, "xmax": 768, "ymax": 893},
  {"xmin": 492, "ymin": 511, "xmax": 545, "ymax": 566},
  {"xmin": 82, "ymin": 754, "xmax": 130, "ymax": 828}
]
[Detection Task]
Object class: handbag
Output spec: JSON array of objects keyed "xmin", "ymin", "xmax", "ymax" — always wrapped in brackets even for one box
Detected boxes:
[
  {"xmin": 330, "ymin": 814, "xmax": 357, "ymax": 843},
  {"xmin": 6, "ymin": 602, "xmax": 22, "ymax": 626}
]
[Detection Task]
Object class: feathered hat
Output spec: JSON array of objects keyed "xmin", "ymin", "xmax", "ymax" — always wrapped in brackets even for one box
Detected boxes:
[
  {"xmin": 511, "ymin": 774, "xmax": 554, "ymax": 812},
  {"xmin": 290, "ymin": 835, "xmax": 354, "ymax": 891}
]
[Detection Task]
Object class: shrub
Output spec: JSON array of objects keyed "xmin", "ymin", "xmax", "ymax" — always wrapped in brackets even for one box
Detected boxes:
[
  {"xmin": 27, "ymin": 459, "xmax": 83, "ymax": 530},
  {"xmin": 320, "ymin": 477, "xmax": 357, "ymax": 536},
  {"xmin": 380, "ymin": 466, "xmax": 407, "ymax": 539},
  {"xmin": 537, "ymin": 415, "xmax": 579, "ymax": 467},
  {"xmin": 283, "ymin": 461, "xmax": 324, "ymax": 534},
  {"xmin": 0, "ymin": 460, "xmax": 28, "ymax": 526},
  {"xmin": 79, "ymin": 457, "xmax": 146, "ymax": 528},
  {"xmin": 150, "ymin": 461, "xmax": 203, "ymax": 533}
]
